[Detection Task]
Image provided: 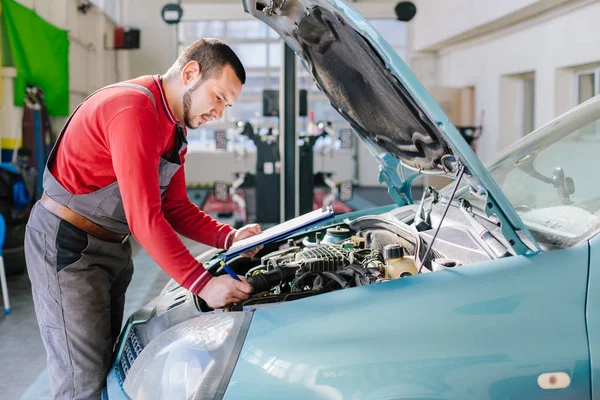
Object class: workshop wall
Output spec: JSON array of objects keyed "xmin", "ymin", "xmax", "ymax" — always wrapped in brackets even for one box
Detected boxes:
[
  {"xmin": 122, "ymin": 0, "xmax": 178, "ymax": 78},
  {"xmin": 411, "ymin": 0, "xmax": 571, "ymax": 52},
  {"xmin": 411, "ymin": 0, "xmax": 600, "ymax": 164}
]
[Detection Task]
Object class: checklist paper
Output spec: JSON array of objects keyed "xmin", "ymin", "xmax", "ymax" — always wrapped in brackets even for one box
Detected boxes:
[{"xmin": 224, "ymin": 206, "xmax": 335, "ymax": 260}]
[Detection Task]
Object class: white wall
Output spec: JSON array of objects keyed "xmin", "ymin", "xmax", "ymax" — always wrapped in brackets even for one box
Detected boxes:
[
  {"xmin": 412, "ymin": 0, "xmax": 570, "ymax": 51},
  {"xmin": 122, "ymin": 0, "xmax": 179, "ymax": 78},
  {"xmin": 411, "ymin": 0, "xmax": 600, "ymax": 163}
]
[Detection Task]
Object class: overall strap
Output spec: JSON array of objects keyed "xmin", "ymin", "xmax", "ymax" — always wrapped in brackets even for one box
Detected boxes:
[
  {"xmin": 46, "ymin": 82, "xmax": 158, "ymax": 167},
  {"xmin": 92, "ymin": 83, "xmax": 157, "ymax": 109}
]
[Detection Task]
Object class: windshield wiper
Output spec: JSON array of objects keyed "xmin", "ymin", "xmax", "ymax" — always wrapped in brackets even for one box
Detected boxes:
[{"xmin": 460, "ymin": 199, "xmax": 511, "ymax": 259}]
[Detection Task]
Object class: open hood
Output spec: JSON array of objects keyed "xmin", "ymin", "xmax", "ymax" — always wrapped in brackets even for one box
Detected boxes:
[{"xmin": 242, "ymin": 0, "xmax": 539, "ymax": 255}]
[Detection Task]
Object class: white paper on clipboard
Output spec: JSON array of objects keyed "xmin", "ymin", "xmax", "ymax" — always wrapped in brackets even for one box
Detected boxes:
[{"xmin": 224, "ymin": 206, "xmax": 335, "ymax": 259}]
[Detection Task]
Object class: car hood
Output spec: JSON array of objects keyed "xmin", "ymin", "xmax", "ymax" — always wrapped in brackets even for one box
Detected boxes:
[{"xmin": 242, "ymin": 0, "xmax": 539, "ymax": 255}]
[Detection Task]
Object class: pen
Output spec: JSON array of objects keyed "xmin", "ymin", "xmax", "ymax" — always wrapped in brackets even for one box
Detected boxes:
[{"xmin": 220, "ymin": 260, "xmax": 242, "ymax": 281}]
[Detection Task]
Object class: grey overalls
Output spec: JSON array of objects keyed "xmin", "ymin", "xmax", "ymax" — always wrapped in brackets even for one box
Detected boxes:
[{"xmin": 24, "ymin": 82, "xmax": 187, "ymax": 399}]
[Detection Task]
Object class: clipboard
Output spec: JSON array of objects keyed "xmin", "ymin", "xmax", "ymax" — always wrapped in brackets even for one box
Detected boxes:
[{"xmin": 223, "ymin": 206, "xmax": 335, "ymax": 260}]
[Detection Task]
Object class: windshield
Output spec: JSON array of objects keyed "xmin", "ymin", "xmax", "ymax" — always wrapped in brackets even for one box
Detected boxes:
[{"xmin": 483, "ymin": 98, "xmax": 600, "ymax": 247}]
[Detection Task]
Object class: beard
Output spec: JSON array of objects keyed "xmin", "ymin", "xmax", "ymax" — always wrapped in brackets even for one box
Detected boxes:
[
  {"xmin": 182, "ymin": 80, "xmax": 204, "ymax": 129},
  {"xmin": 182, "ymin": 90, "xmax": 199, "ymax": 129}
]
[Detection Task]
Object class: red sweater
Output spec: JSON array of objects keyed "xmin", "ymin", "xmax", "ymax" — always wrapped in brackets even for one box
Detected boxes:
[{"xmin": 50, "ymin": 75, "xmax": 235, "ymax": 294}]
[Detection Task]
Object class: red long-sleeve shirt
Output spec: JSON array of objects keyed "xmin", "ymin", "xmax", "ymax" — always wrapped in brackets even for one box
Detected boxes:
[{"xmin": 50, "ymin": 75, "xmax": 235, "ymax": 294}]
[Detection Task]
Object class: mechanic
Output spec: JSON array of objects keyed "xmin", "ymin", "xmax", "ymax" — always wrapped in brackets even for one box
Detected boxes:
[{"xmin": 24, "ymin": 38, "xmax": 259, "ymax": 400}]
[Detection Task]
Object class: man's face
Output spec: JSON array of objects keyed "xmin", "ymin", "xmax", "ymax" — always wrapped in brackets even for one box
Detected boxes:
[{"xmin": 182, "ymin": 64, "xmax": 242, "ymax": 129}]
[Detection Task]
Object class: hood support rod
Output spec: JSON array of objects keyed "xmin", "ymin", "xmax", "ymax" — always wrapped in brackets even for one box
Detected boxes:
[{"xmin": 417, "ymin": 164, "xmax": 466, "ymax": 274}]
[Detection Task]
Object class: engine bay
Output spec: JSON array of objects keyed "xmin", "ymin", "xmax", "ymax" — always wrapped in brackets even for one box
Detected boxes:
[
  {"xmin": 198, "ymin": 201, "xmax": 503, "ymax": 312},
  {"xmin": 227, "ymin": 227, "xmax": 414, "ymax": 311}
]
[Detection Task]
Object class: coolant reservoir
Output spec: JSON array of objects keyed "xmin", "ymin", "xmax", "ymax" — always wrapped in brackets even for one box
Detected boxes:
[{"xmin": 383, "ymin": 244, "xmax": 417, "ymax": 279}]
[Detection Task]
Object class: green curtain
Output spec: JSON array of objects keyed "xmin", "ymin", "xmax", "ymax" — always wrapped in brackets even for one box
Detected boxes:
[{"xmin": 1, "ymin": 0, "xmax": 69, "ymax": 116}]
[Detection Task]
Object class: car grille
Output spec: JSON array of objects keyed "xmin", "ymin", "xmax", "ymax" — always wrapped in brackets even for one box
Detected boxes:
[{"xmin": 119, "ymin": 327, "xmax": 143, "ymax": 378}]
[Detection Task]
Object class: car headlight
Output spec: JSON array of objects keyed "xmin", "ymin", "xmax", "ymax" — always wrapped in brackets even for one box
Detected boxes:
[{"xmin": 123, "ymin": 312, "xmax": 252, "ymax": 400}]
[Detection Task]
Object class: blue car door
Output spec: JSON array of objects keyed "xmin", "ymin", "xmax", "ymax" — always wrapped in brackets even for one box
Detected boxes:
[{"xmin": 586, "ymin": 234, "xmax": 600, "ymax": 398}]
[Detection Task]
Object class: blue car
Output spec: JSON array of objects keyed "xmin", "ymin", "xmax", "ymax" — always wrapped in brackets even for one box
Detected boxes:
[{"xmin": 104, "ymin": 0, "xmax": 600, "ymax": 399}]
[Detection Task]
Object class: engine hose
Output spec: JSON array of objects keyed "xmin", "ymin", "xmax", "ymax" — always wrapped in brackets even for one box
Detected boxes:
[
  {"xmin": 336, "ymin": 266, "xmax": 369, "ymax": 287},
  {"xmin": 301, "ymin": 237, "xmax": 327, "ymax": 248},
  {"xmin": 353, "ymin": 273, "xmax": 367, "ymax": 287},
  {"xmin": 322, "ymin": 271, "xmax": 348, "ymax": 289},
  {"xmin": 291, "ymin": 271, "xmax": 319, "ymax": 293},
  {"xmin": 312, "ymin": 275, "xmax": 324, "ymax": 292},
  {"xmin": 336, "ymin": 269, "xmax": 356, "ymax": 284},
  {"xmin": 344, "ymin": 264, "xmax": 368, "ymax": 277},
  {"xmin": 248, "ymin": 266, "xmax": 297, "ymax": 294}
]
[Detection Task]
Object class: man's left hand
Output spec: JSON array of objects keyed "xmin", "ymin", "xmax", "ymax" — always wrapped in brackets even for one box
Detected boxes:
[{"xmin": 231, "ymin": 224, "xmax": 263, "ymax": 258}]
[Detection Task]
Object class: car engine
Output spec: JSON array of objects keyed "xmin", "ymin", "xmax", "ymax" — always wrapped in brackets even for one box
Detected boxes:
[
  {"xmin": 190, "ymin": 199, "xmax": 507, "ymax": 312},
  {"xmin": 224, "ymin": 223, "xmax": 450, "ymax": 311}
]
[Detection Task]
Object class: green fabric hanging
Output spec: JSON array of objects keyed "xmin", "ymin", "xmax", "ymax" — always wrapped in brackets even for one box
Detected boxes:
[{"xmin": 1, "ymin": 0, "xmax": 69, "ymax": 116}]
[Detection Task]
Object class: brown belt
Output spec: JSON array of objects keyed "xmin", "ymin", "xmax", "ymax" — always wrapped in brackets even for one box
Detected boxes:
[{"xmin": 40, "ymin": 193, "xmax": 131, "ymax": 244}]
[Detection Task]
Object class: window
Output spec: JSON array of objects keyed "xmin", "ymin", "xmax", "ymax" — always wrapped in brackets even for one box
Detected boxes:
[
  {"xmin": 573, "ymin": 68, "xmax": 600, "ymax": 138},
  {"xmin": 179, "ymin": 18, "xmax": 408, "ymax": 152},
  {"xmin": 499, "ymin": 72, "xmax": 536, "ymax": 150},
  {"xmin": 230, "ymin": 43, "xmax": 269, "ymax": 68},
  {"xmin": 180, "ymin": 21, "xmax": 279, "ymax": 45},
  {"xmin": 183, "ymin": 21, "xmax": 225, "ymax": 38},
  {"xmin": 522, "ymin": 75, "xmax": 535, "ymax": 136},
  {"xmin": 241, "ymin": 71, "xmax": 280, "ymax": 94},
  {"xmin": 576, "ymin": 70, "xmax": 599, "ymax": 105},
  {"xmin": 89, "ymin": 0, "xmax": 119, "ymax": 23},
  {"xmin": 226, "ymin": 20, "xmax": 272, "ymax": 39},
  {"xmin": 179, "ymin": 20, "xmax": 282, "ymax": 132}
]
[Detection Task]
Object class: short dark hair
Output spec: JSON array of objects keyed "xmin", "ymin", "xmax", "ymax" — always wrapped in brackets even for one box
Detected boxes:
[{"xmin": 167, "ymin": 38, "xmax": 246, "ymax": 84}]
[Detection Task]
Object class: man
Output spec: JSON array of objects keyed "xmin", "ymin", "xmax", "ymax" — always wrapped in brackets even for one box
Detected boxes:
[{"xmin": 24, "ymin": 38, "xmax": 259, "ymax": 399}]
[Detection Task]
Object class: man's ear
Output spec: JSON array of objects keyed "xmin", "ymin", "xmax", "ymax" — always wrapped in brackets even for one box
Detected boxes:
[{"xmin": 181, "ymin": 61, "xmax": 201, "ymax": 86}]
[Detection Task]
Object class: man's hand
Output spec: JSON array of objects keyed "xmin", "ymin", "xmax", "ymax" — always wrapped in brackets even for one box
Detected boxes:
[
  {"xmin": 198, "ymin": 275, "xmax": 253, "ymax": 309},
  {"xmin": 232, "ymin": 223, "xmax": 263, "ymax": 258}
]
